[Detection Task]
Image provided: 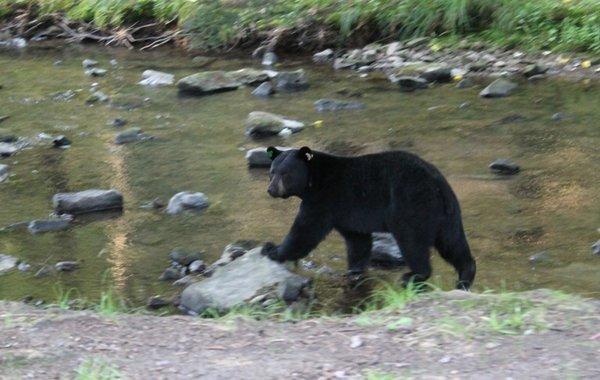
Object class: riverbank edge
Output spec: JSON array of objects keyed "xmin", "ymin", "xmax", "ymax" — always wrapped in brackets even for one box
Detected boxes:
[{"xmin": 1, "ymin": 289, "xmax": 599, "ymax": 378}]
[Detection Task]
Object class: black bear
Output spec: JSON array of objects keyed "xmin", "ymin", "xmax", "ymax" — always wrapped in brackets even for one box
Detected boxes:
[{"xmin": 262, "ymin": 146, "xmax": 476, "ymax": 290}]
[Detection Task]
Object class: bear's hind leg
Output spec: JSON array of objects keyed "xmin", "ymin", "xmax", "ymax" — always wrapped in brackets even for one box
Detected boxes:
[
  {"xmin": 339, "ymin": 230, "xmax": 373, "ymax": 276},
  {"xmin": 435, "ymin": 228, "xmax": 476, "ymax": 290},
  {"xmin": 392, "ymin": 229, "xmax": 433, "ymax": 288}
]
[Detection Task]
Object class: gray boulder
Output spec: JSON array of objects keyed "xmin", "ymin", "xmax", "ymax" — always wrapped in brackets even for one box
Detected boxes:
[
  {"xmin": 370, "ymin": 233, "xmax": 405, "ymax": 268},
  {"xmin": 85, "ymin": 68, "xmax": 107, "ymax": 77},
  {"xmin": 275, "ymin": 69, "xmax": 309, "ymax": 92},
  {"xmin": 393, "ymin": 76, "xmax": 429, "ymax": 92},
  {"xmin": 28, "ymin": 219, "xmax": 70, "ymax": 234},
  {"xmin": 229, "ymin": 68, "xmax": 269, "ymax": 85},
  {"xmin": 480, "ymin": 79, "xmax": 517, "ymax": 98},
  {"xmin": 314, "ymin": 99, "xmax": 365, "ymax": 112},
  {"xmin": 53, "ymin": 189, "xmax": 123, "ymax": 215},
  {"xmin": 419, "ymin": 67, "xmax": 453, "ymax": 83},
  {"xmin": 0, "ymin": 164, "xmax": 8, "ymax": 182},
  {"xmin": 0, "ymin": 142, "xmax": 18, "ymax": 157},
  {"xmin": 169, "ymin": 249, "xmax": 203, "ymax": 266},
  {"xmin": 489, "ymin": 159, "xmax": 520, "ymax": 175},
  {"xmin": 245, "ymin": 111, "xmax": 304, "ymax": 138},
  {"xmin": 177, "ymin": 71, "xmax": 240, "ymax": 95},
  {"xmin": 522, "ymin": 64, "xmax": 548, "ymax": 78},
  {"xmin": 166, "ymin": 192, "xmax": 209, "ymax": 215},
  {"xmin": 180, "ymin": 247, "xmax": 312, "ymax": 315},
  {"xmin": 0, "ymin": 254, "xmax": 18, "ymax": 274},
  {"xmin": 313, "ymin": 49, "xmax": 334, "ymax": 64},
  {"xmin": 245, "ymin": 146, "xmax": 291, "ymax": 168},
  {"xmin": 262, "ymin": 52, "xmax": 278, "ymax": 66},
  {"xmin": 139, "ymin": 70, "xmax": 174, "ymax": 86},
  {"xmin": 251, "ymin": 82, "xmax": 275, "ymax": 97}
]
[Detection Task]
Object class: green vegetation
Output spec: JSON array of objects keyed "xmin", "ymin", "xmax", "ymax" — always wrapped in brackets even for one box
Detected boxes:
[
  {"xmin": 75, "ymin": 358, "xmax": 123, "ymax": 380},
  {"xmin": 1, "ymin": 0, "xmax": 599, "ymax": 52},
  {"xmin": 364, "ymin": 370, "xmax": 397, "ymax": 380}
]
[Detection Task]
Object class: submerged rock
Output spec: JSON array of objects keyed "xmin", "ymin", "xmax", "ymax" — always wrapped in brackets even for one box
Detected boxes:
[
  {"xmin": 180, "ymin": 247, "xmax": 312, "ymax": 315},
  {"xmin": 314, "ymin": 99, "xmax": 365, "ymax": 112},
  {"xmin": 52, "ymin": 90, "xmax": 77, "ymax": 102},
  {"xmin": 160, "ymin": 267, "xmax": 181, "ymax": 281},
  {"xmin": 229, "ymin": 68, "xmax": 269, "ymax": 85},
  {"xmin": 139, "ymin": 70, "xmax": 174, "ymax": 86},
  {"xmin": 82, "ymin": 59, "xmax": 98, "ymax": 68},
  {"xmin": 110, "ymin": 94, "xmax": 146, "ymax": 110},
  {"xmin": 53, "ymin": 189, "xmax": 123, "ymax": 215},
  {"xmin": 169, "ymin": 249, "xmax": 203, "ymax": 267},
  {"xmin": 456, "ymin": 78, "xmax": 474, "ymax": 89},
  {"xmin": 480, "ymin": 79, "xmax": 517, "ymax": 98},
  {"xmin": 592, "ymin": 240, "xmax": 600, "ymax": 256},
  {"xmin": 111, "ymin": 118, "xmax": 127, "ymax": 128},
  {"xmin": 275, "ymin": 69, "xmax": 309, "ymax": 92},
  {"xmin": 86, "ymin": 91, "xmax": 109, "ymax": 104},
  {"xmin": 489, "ymin": 159, "xmax": 520, "ymax": 175},
  {"xmin": 0, "ymin": 164, "xmax": 8, "ymax": 182},
  {"xmin": 27, "ymin": 219, "xmax": 70, "ymax": 234},
  {"xmin": 115, "ymin": 127, "xmax": 152, "ymax": 144},
  {"xmin": 0, "ymin": 142, "xmax": 18, "ymax": 157},
  {"xmin": 251, "ymin": 82, "xmax": 275, "ymax": 97},
  {"xmin": 177, "ymin": 71, "xmax": 240, "ymax": 95},
  {"xmin": 147, "ymin": 296, "xmax": 171, "ymax": 310},
  {"xmin": 55, "ymin": 261, "xmax": 78, "ymax": 272},
  {"xmin": 245, "ymin": 111, "xmax": 304, "ymax": 138},
  {"xmin": 52, "ymin": 135, "xmax": 71, "ymax": 148},
  {"xmin": 0, "ymin": 254, "xmax": 18, "ymax": 274},
  {"xmin": 166, "ymin": 192, "xmax": 209, "ymax": 215},
  {"xmin": 245, "ymin": 146, "xmax": 291, "ymax": 167},
  {"xmin": 370, "ymin": 233, "xmax": 405, "ymax": 268}
]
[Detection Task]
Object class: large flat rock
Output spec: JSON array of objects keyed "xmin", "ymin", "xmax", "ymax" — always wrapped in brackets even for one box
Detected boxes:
[
  {"xmin": 180, "ymin": 248, "xmax": 311, "ymax": 315},
  {"xmin": 52, "ymin": 189, "xmax": 123, "ymax": 215},
  {"xmin": 177, "ymin": 71, "xmax": 240, "ymax": 95}
]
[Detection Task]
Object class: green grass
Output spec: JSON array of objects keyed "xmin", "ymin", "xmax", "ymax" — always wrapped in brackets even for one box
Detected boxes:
[
  {"xmin": 364, "ymin": 369, "xmax": 398, "ymax": 380},
  {"xmin": 75, "ymin": 358, "xmax": 123, "ymax": 380},
  {"xmin": 1, "ymin": 0, "xmax": 599, "ymax": 53}
]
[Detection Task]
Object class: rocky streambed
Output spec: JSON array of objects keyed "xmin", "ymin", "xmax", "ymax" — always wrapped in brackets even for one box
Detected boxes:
[{"xmin": 0, "ymin": 42, "xmax": 599, "ymax": 313}]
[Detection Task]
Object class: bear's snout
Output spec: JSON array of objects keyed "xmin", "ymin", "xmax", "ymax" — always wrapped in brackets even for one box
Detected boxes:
[{"xmin": 268, "ymin": 175, "xmax": 285, "ymax": 198}]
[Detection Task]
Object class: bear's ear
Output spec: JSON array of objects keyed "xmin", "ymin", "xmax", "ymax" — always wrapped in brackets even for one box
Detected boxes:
[
  {"xmin": 266, "ymin": 146, "xmax": 281, "ymax": 160},
  {"xmin": 298, "ymin": 146, "xmax": 314, "ymax": 162}
]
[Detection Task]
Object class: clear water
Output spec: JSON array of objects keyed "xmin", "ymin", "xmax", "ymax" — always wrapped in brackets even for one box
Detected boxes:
[{"xmin": 0, "ymin": 45, "xmax": 598, "ymax": 312}]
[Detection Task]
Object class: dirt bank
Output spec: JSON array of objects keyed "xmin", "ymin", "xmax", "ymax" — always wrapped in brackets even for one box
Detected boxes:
[{"xmin": 1, "ymin": 290, "xmax": 598, "ymax": 379}]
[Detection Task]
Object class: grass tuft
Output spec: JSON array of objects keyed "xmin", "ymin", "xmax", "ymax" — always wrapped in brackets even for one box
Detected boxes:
[{"xmin": 75, "ymin": 358, "xmax": 123, "ymax": 380}]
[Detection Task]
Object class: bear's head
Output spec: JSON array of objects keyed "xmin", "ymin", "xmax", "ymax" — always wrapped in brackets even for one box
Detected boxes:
[{"xmin": 266, "ymin": 146, "xmax": 313, "ymax": 199}]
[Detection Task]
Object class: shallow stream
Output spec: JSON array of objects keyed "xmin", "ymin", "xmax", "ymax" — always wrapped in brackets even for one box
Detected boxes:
[{"xmin": 0, "ymin": 45, "xmax": 598, "ymax": 312}]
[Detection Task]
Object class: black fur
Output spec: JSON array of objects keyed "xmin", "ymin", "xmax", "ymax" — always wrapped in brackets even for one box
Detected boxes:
[{"xmin": 263, "ymin": 147, "xmax": 476, "ymax": 290}]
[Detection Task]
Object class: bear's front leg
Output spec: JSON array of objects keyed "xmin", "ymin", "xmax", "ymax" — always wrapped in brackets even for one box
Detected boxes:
[{"xmin": 262, "ymin": 205, "xmax": 333, "ymax": 262}]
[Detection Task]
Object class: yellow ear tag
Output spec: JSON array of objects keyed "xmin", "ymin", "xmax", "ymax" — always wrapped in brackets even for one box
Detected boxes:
[
  {"xmin": 313, "ymin": 120, "xmax": 323, "ymax": 128},
  {"xmin": 581, "ymin": 60, "xmax": 591, "ymax": 69},
  {"xmin": 453, "ymin": 74, "xmax": 463, "ymax": 81}
]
